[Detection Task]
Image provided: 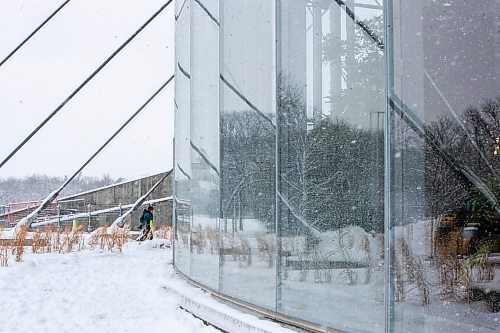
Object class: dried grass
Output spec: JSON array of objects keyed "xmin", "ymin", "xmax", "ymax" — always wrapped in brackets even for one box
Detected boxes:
[
  {"xmin": 44, "ymin": 225, "xmax": 54, "ymax": 253},
  {"xmin": 377, "ymin": 233, "xmax": 384, "ymax": 260},
  {"xmin": 433, "ymin": 231, "xmax": 465, "ymax": 299},
  {"xmin": 339, "ymin": 266, "xmax": 358, "ymax": 285},
  {"xmin": 66, "ymin": 226, "xmax": 85, "ymax": 253},
  {"xmin": 194, "ymin": 225, "xmax": 206, "ymax": 254},
  {"xmin": 362, "ymin": 234, "xmax": 372, "ymax": 284},
  {"xmin": 89, "ymin": 226, "xmax": 129, "ymax": 252},
  {"xmin": 237, "ymin": 233, "xmax": 252, "ymax": 266},
  {"xmin": 256, "ymin": 234, "xmax": 275, "ymax": 267},
  {"xmin": 31, "ymin": 225, "xmax": 86, "ymax": 255},
  {"xmin": 394, "ymin": 255, "xmax": 405, "ymax": 302},
  {"xmin": 470, "ymin": 243, "xmax": 495, "ymax": 283},
  {"xmin": 109, "ymin": 228, "xmax": 129, "ymax": 252},
  {"xmin": 53, "ymin": 227, "xmax": 63, "ymax": 253},
  {"xmin": 283, "ymin": 238, "xmax": 333, "ymax": 284},
  {"xmin": 154, "ymin": 225, "xmax": 171, "ymax": 240},
  {"xmin": 0, "ymin": 221, "xmax": 132, "ymax": 269},
  {"xmin": 296, "ymin": 251, "xmax": 308, "ymax": 281},
  {"xmin": 311, "ymin": 249, "xmax": 332, "ymax": 283},
  {"xmin": 12, "ymin": 226, "xmax": 28, "ymax": 262},
  {"xmin": 74, "ymin": 226, "xmax": 85, "ymax": 252},
  {"xmin": 205, "ymin": 226, "xmax": 219, "ymax": 255},
  {"xmin": 398, "ymin": 236, "xmax": 430, "ymax": 305},
  {"xmin": 60, "ymin": 226, "xmax": 72, "ymax": 253},
  {"xmin": 336, "ymin": 228, "xmax": 349, "ymax": 247},
  {"xmin": 0, "ymin": 245, "xmax": 9, "ymax": 267},
  {"xmin": 89, "ymin": 226, "xmax": 109, "ymax": 250},
  {"xmin": 32, "ymin": 228, "xmax": 46, "ymax": 254},
  {"xmin": 180, "ymin": 231, "xmax": 189, "ymax": 245}
]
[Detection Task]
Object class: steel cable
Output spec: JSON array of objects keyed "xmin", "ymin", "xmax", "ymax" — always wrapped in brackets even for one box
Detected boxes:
[{"xmin": 0, "ymin": 0, "xmax": 174, "ymax": 169}]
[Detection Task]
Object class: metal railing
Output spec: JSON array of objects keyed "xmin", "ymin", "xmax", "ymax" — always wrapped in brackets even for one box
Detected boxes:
[{"xmin": 30, "ymin": 197, "xmax": 172, "ymax": 232}]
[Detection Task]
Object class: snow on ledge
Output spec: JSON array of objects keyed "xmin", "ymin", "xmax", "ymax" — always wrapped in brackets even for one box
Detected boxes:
[{"xmin": 165, "ymin": 277, "xmax": 300, "ymax": 333}]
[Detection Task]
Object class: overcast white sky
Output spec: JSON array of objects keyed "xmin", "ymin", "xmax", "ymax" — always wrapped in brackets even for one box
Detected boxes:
[{"xmin": 0, "ymin": 0, "xmax": 175, "ymax": 180}]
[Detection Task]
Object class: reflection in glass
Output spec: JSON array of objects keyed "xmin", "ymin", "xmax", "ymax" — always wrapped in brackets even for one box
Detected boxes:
[
  {"xmin": 173, "ymin": 0, "xmax": 500, "ymax": 332},
  {"xmin": 188, "ymin": 0, "xmax": 220, "ymax": 290},
  {"xmin": 219, "ymin": 0, "xmax": 277, "ymax": 310},
  {"xmin": 278, "ymin": 1, "xmax": 384, "ymax": 331},
  {"xmin": 391, "ymin": 0, "xmax": 500, "ymax": 331},
  {"xmin": 173, "ymin": 0, "xmax": 191, "ymax": 277}
]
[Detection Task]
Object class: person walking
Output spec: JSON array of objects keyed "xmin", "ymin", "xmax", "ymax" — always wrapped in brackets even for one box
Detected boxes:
[{"xmin": 138, "ymin": 205, "xmax": 154, "ymax": 241}]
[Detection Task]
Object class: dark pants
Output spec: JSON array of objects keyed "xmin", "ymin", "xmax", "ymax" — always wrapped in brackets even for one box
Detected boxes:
[{"xmin": 138, "ymin": 227, "xmax": 153, "ymax": 241}]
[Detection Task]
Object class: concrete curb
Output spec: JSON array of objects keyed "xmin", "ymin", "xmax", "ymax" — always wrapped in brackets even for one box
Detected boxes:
[{"xmin": 163, "ymin": 282, "xmax": 301, "ymax": 333}]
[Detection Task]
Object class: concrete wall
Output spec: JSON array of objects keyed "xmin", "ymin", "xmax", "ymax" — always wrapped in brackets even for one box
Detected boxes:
[{"xmin": 58, "ymin": 172, "xmax": 173, "ymax": 229}]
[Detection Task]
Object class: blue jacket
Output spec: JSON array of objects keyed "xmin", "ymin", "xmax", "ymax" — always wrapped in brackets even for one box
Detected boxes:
[{"xmin": 141, "ymin": 209, "xmax": 154, "ymax": 229}]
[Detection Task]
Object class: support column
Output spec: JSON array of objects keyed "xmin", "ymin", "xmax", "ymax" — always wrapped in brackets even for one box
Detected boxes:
[
  {"xmin": 329, "ymin": 2, "xmax": 342, "ymax": 118},
  {"xmin": 344, "ymin": 0, "xmax": 356, "ymax": 114},
  {"xmin": 312, "ymin": 2, "xmax": 323, "ymax": 124}
]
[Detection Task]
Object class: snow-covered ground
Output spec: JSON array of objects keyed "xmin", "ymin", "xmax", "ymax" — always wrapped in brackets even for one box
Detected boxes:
[
  {"xmin": 0, "ymin": 237, "xmax": 291, "ymax": 333},
  {"xmin": 176, "ymin": 217, "xmax": 500, "ymax": 332},
  {"xmin": 2, "ymin": 220, "xmax": 499, "ymax": 333},
  {"xmin": 0, "ymin": 239, "xmax": 218, "ymax": 333}
]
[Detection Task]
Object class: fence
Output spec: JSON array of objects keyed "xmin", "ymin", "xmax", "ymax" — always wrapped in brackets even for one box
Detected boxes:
[
  {"xmin": 30, "ymin": 198, "xmax": 172, "ymax": 232},
  {"xmin": 1, "ymin": 198, "xmax": 172, "ymax": 232}
]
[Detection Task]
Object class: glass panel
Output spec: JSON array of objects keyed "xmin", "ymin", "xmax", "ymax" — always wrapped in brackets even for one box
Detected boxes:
[
  {"xmin": 391, "ymin": 0, "xmax": 500, "ymax": 331},
  {"xmin": 278, "ymin": 1, "xmax": 385, "ymax": 331},
  {"xmin": 220, "ymin": 0, "xmax": 277, "ymax": 310},
  {"xmin": 188, "ymin": 0, "xmax": 220, "ymax": 290},
  {"xmin": 173, "ymin": 0, "xmax": 191, "ymax": 277}
]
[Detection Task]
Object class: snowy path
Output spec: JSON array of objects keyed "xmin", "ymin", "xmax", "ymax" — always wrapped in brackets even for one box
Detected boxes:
[{"xmin": 0, "ymin": 241, "xmax": 220, "ymax": 333}]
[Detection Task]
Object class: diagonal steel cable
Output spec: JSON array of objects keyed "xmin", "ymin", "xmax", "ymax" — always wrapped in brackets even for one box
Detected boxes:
[
  {"xmin": 332, "ymin": 0, "xmax": 384, "ymax": 50},
  {"xmin": 193, "ymin": 0, "xmax": 219, "ymax": 26},
  {"xmin": 330, "ymin": 0, "xmax": 500, "ymax": 204},
  {"xmin": 0, "ymin": 0, "xmax": 71, "ymax": 68},
  {"xmin": 16, "ymin": 75, "xmax": 174, "ymax": 229},
  {"xmin": 0, "ymin": 0, "xmax": 174, "ymax": 170}
]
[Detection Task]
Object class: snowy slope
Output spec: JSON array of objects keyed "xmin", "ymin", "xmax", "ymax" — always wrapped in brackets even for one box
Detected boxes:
[{"xmin": 0, "ymin": 241, "xmax": 220, "ymax": 333}]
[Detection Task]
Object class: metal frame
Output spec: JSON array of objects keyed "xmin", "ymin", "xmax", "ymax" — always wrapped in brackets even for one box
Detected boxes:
[
  {"xmin": 383, "ymin": 0, "xmax": 395, "ymax": 332},
  {"xmin": 274, "ymin": 0, "xmax": 282, "ymax": 314},
  {"xmin": 218, "ymin": 0, "xmax": 225, "ymax": 295}
]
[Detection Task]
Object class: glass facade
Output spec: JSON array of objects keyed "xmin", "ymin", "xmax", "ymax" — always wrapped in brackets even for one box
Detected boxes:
[
  {"xmin": 390, "ymin": 1, "xmax": 499, "ymax": 331},
  {"xmin": 174, "ymin": 1, "xmax": 499, "ymax": 332}
]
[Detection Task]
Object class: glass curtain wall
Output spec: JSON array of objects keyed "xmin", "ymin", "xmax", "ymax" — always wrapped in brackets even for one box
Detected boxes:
[
  {"xmin": 173, "ymin": 0, "xmax": 191, "ymax": 275},
  {"xmin": 188, "ymin": 0, "xmax": 220, "ymax": 290},
  {"xmin": 219, "ymin": 0, "xmax": 277, "ymax": 310},
  {"xmin": 389, "ymin": 0, "xmax": 500, "ymax": 332},
  {"xmin": 277, "ymin": 1, "xmax": 385, "ymax": 331},
  {"xmin": 174, "ymin": 0, "xmax": 500, "ymax": 332}
]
